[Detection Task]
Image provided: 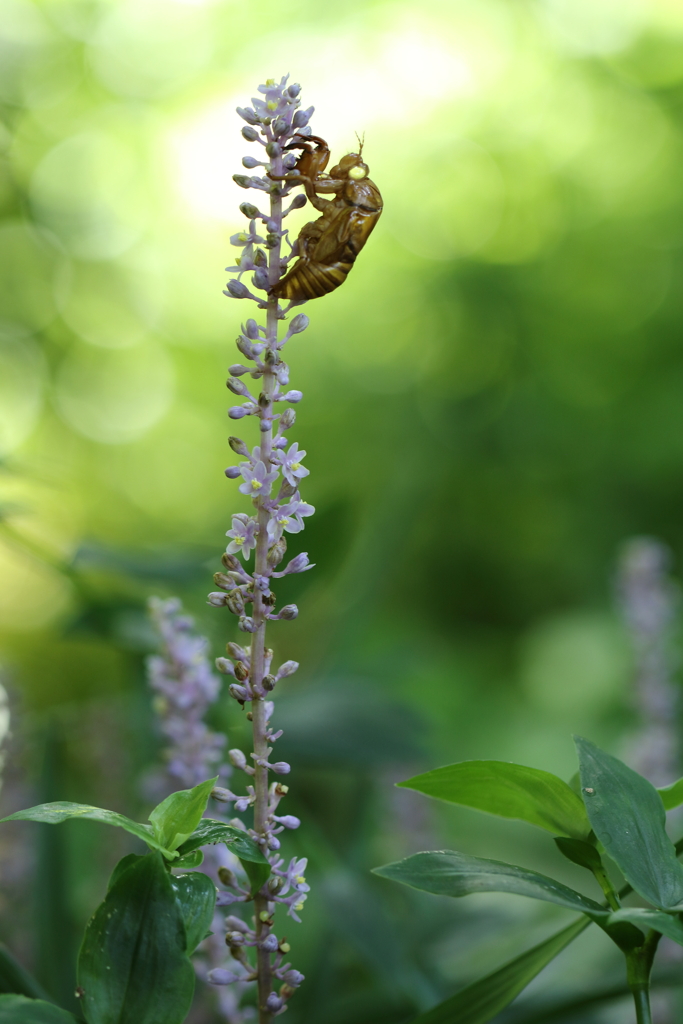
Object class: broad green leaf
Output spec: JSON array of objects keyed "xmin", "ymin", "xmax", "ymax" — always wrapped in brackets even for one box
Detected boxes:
[
  {"xmin": 177, "ymin": 819, "xmax": 270, "ymax": 895},
  {"xmin": 399, "ymin": 761, "xmax": 590, "ymax": 840},
  {"xmin": 554, "ymin": 837, "xmax": 602, "ymax": 872},
  {"xmin": 108, "ymin": 854, "xmax": 143, "ymax": 892},
  {"xmin": 0, "ymin": 945, "xmax": 49, "ymax": 999},
  {"xmin": 0, "ymin": 996, "xmax": 78, "ymax": 1023},
  {"xmin": 373, "ymin": 851, "xmax": 605, "ymax": 915},
  {"xmin": 78, "ymin": 852, "xmax": 194, "ymax": 1024},
  {"xmin": 658, "ymin": 777, "xmax": 683, "ymax": 811},
  {"xmin": 170, "ymin": 873, "xmax": 216, "ymax": 953},
  {"xmin": 0, "ymin": 803, "xmax": 177, "ymax": 860},
  {"xmin": 407, "ymin": 917, "xmax": 589, "ymax": 1024},
  {"xmin": 575, "ymin": 736, "xmax": 683, "ymax": 909},
  {"xmin": 607, "ymin": 907, "xmax": 683, "ymax": 946},
  {"xmin": 174, "ymin": 850, "xmax": 204, "ymax": 869},
  {"xmin": 148, "ymin": 778, "xmax": 217, "ymax": 851}
]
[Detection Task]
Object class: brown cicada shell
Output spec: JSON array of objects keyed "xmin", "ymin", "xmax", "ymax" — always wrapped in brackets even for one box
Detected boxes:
[{"xmin": 272, "ymin": 136, "xmax": 383, "ymax": 302}]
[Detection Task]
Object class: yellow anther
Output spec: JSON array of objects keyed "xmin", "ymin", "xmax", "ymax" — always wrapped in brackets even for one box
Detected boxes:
[
  {"xmin": 265, "ymin": 78, "xmax": 275, "ymax": 86},
  {"xmin": 295, "ymin": 875, "xmax": 305, "ymax": 884},
  {"xmin": 267, "ymin": 100, "xmax": 278, "ymax": 111},
  {"xmin": 294, "ymin": 902, "xmax": 304, "ymax": 911},
  {"xmin": 291, "ymin": 462, "xmax": 300, "ymax": 471},
  {"xmin": 251, "ymin": 480, "xmax": 263, "ymax": 490},
  {"xmin": 234, "ymin": 536, "xmax": 244, "ymax": 546}
]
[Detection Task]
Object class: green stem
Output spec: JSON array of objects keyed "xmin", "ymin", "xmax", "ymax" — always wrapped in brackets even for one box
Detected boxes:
[
  {"xmin": 592, "ymin": 865, "xmax": 620, "ymax": 911},
  {"xmin": 626, "ymin": 930, "xmax": 661, "ymax": 1024}
]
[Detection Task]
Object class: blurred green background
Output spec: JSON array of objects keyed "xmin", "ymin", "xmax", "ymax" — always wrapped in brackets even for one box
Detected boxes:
[{"xmin": 2, "ymin": 0, "xmax": 683, "ymax": 1020}]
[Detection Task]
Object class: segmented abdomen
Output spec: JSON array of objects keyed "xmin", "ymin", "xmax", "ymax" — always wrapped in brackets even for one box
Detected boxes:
[{"xmin": 274, "ymin": 258, "xmax": 355, "ymax": 301}]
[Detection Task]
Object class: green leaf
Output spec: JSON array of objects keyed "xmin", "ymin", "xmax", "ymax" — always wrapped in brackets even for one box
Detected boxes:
[
  {"xmin": 148, "ymin": 778, "xmax": 217, "ymax": 851},
  {"xmin": 177, "ymin": 819, "xmax": 270, "ymax": 895},
  {"xmin": 170, "ymin": 873, "xmax": 216, "ymax": 953},
  {"xmin": 0, "ymin": 996, "xmax": 78, "ymax": 1023},
  {"xmin": 407, "ymin": 918, "xmax": 589, "ymax": 1024},
  {"xmin": 398, "ymin": 761, "xmax": 591, "ymax": 840},
  {"xmin": 554, "ymin": 837, "xmax": 602, "ymax": 872},
  {"xmin": 575, "ymin": 736, "xmax": 683, "ymax": 909},
  {"xmin": 658, "ymin": 777, "xmax": 683, "ymax": 811},
  {"xmin": 0, "ymin": 804, "xmax": 177, "ymax": 860},
  {"xmin": 108, "ymin": 854, "xmax": 144, "ymax": 892},
  {"xmin": 373, "ymin": 851, "xmax": 606, "ymax": 915},
  {"xmin": 606, "ymin": 907, "xmax": 683, "ymax": 946},
  {"xmin": 77, "ymin": 852, "xmax": 194, "ymax": 1024},
  {"xmin": 0, "ymin": 945, "xmax": 49, "ymax": 999},
  {"xmin": 174, "ymin": 850, "xmax": 204, "ymax": 869}
]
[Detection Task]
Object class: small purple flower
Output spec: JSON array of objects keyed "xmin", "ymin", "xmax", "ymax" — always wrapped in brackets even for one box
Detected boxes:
[
  {"xmin": 226, "ymin": 514, "xmax": 258, "ymax": 558},
  {"xmin": 208, "ymin": 968, "xmax": 242, "ymax": 985},
  {"xmin": 278, "ymin": 443, "xmax": 309, "ymax": 487},
  {"xmin": 283, "ymin": 969, "xmax": 305, "ymax": 987},
  {"xmin": 273, "ymin": 553, "xmax": 314, "ymax": 577},
  {"xmin": 239, "ymin": 460, "xmax": 279, "ymax": 497},
  {"xmin": 267, "ymin": 496, "xmax": 315, "ymax": 543}
]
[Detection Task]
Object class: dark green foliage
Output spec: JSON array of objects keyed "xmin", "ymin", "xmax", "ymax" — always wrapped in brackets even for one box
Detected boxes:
[
  {"xmin": 374, "ymin": 851, "xmax": 605, "ymax": 914},
  {"xmin": 407, "ymin": 919, "xmax": 589, "ymax": 1024},
  {"xmin": 169, "ymin": 873, "xmax": 216, "ymax": 953},
  {"xmin": 0, "ymin": 947, "xmax": 49, "ymax": 1000},
  {"xmin": 147, "ymin": 778, "xmax": 217, "ymax": 851},
  {"xmin": 575, "ymin": 736, "xmax": 683, "ymax": 908},
  {"xmin": 176, "ymin": 819, "xmax": 270, "ymax": 893},
  {"xmin": 399, "ymin": 761, "xmax": 590, "ymax": 839},
  {"xmin": 77, "ymin": 853, "xmax": 194, "ymax": 1024},
  {"xmin": 0, "ymin": 996, "xmax": 79, "ymax": 1023},
  {"xmin": 553, "ymin": 838, "xmax": 602, "ymax": 871}
]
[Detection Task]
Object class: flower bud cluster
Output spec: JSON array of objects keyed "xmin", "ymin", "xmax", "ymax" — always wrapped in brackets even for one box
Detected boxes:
[
  {"xmin": 207, "ymin": 74, "xmax": 314, "ymax": 1018},
  {"xmin": 146, "ymin": 597, "xmax": 227, "ymax": 787}
]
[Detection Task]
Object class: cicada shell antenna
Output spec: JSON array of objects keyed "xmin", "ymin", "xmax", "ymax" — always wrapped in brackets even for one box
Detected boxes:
[{"xmin": 355, "ymin": 131, "xmax": 365, "ymax": 158}]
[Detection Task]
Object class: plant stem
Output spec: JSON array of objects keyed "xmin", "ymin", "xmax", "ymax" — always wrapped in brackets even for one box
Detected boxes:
[
  {"xmin": 250, "ymin": 144, "xmax": 284, "ymax": 1024},
  {"xmin": 626, "ymin": 930, "xmax": 661, "ymax": 1024},
  {"xmin": 592, "ymin": 865, "xmax": 620, "ymax": 911}
]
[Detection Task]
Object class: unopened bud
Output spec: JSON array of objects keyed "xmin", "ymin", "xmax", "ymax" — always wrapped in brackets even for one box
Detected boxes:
[
  {"xmin": 262, "ymin": 674, "xmax": 276, "ymax": 691},
  {"xmin": 226, "ymin": 280, "xmax": 249, "ymax": 299},
  {"xmin": 241, "ymin": 126, "xmax": 259, "ymax": 142},
  {"xmin": 224, "ymin": 466, "xmax": 240, "ymax": 479},
  {"xmin": 271, "ymin": 762, "xmax": 291, "ymax": 775},
  {"xmin": 283, "ymin": 969, "xmax": 305, "ymax": 987},
  {"xmin": 212, "ymin": 786, "xmax": 233, "ymax": 802},
  {"xmin": 252, "ymin": 268, "xmax": 269, "ymax": 290},
  {"xmin": 277, "ymin": 815, "xmax": 301, "ymax": 829},
  {"xmin": 207, "ymin": 592, "xmax": 228, "ymax": 607},
  {"xmin": 227, "ymin": 377, "xmax": 248, "ymax": 396},
  {"xmin": 227, "ymin": 641, "xmax": 249, "ymax": 660},
  {"xmin": 288, "ymin": 83, "xmax": 301, "ymax": 98},
  {"xmin": 228, "ymin": 436, "xmax": 249, "ymax": 456},
  {"xmin": 226, "ymin": 930, "xmax": 245, "ymax": 946},
  {"xmin": 226, "ymin": 590, "xmax": 245, "ymax": 615},
  {"xmin": 283, "ymin": 389, "xmax": 303, "ymax": 403},
  {"xmin": 242, "ymin": 155, "xmax": 260, "ymax": 169},
  {"xmin": 280, "ymin": 408, "xmax": 296, "ymax": 429},
  {"xmin": 268, "ymin": 538, "xmax": 287, "ymax": 568},
  {"xmin": 289, "ymin": 314, "xmax": 309, "ymax": 334},
  {"xmin": 292, "ymin": 110, "xmax": 309, "ymax": 129},
  {"xmin": 277, "ymin": 660, "xmax": 299, "ymax": 678},
  {"xmin": 266, "ymin": 141, "xmax": 282, "ymax": 157},
  {"xmin": 215, "ymin": 657, "xmax": 235, "ymax": 675},
  {"xmin": 254, "ymin": 247, "xmax": 268, "ymax": 267},
  {"xmin": 228, "ymin": 748, "xmax": 247, "ymax": 769},
  {"xmin": 260, "ymin": 933, "xmax": 279, "ymax": 952},
  {"xmin": 229, "ymin": 364, "xmax": 250, "ymax": 377},
  {"xmin": 265, "ymin": 232, "xmax": 279, "ymax": 249},
  {"xmin": 225, "ymin": 916, "xmax": 250, "ymax": 933},
  {"xmin": 245, "ymin": 319, "xmax": 260, "ymax": 339},
  {"xmin": 234, "ymin": 660, "xmax": 249, "ymax": 681},
  {"xmin": 228, "ymin": 683, "xmax": 249, "ymax": 702},
  {"xmin": 272, "ymin": 117, "xmax": 289, "ymax": 137},
  {"xmin": 279, "ymin": 604, "xmax": 298, "ymax": 620},
  {"xmin": 228, "ymin": 406, "xmax": 247, "ymax": 419},
  {"xmin": 238, "ymin": 615, "xmax": 258, "ymax": 632},
  {"xmin": 236, "ymin": 106, "xmax": 258, "ymax": 125},
  {"xmin": 208, "ymin": 968, "xmax": 241, "ymax": 985},
  {"xmin": 266, "ymin": 994, "xmax": 284, "ymax": 1013},
  {"xmin": 232, "ymin": 174, "xmax": 252, "ymax": 189},
  {"xmin": 222, "ymin": 553, "xmax": 242, "ymax": 572},
  {"xmin": 268, "ymin": 876, "xmax": 284, "ymax": 894},
  {"xmin": 289, "ymin": 193, "xmax": 307, "ymax": 210}
]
